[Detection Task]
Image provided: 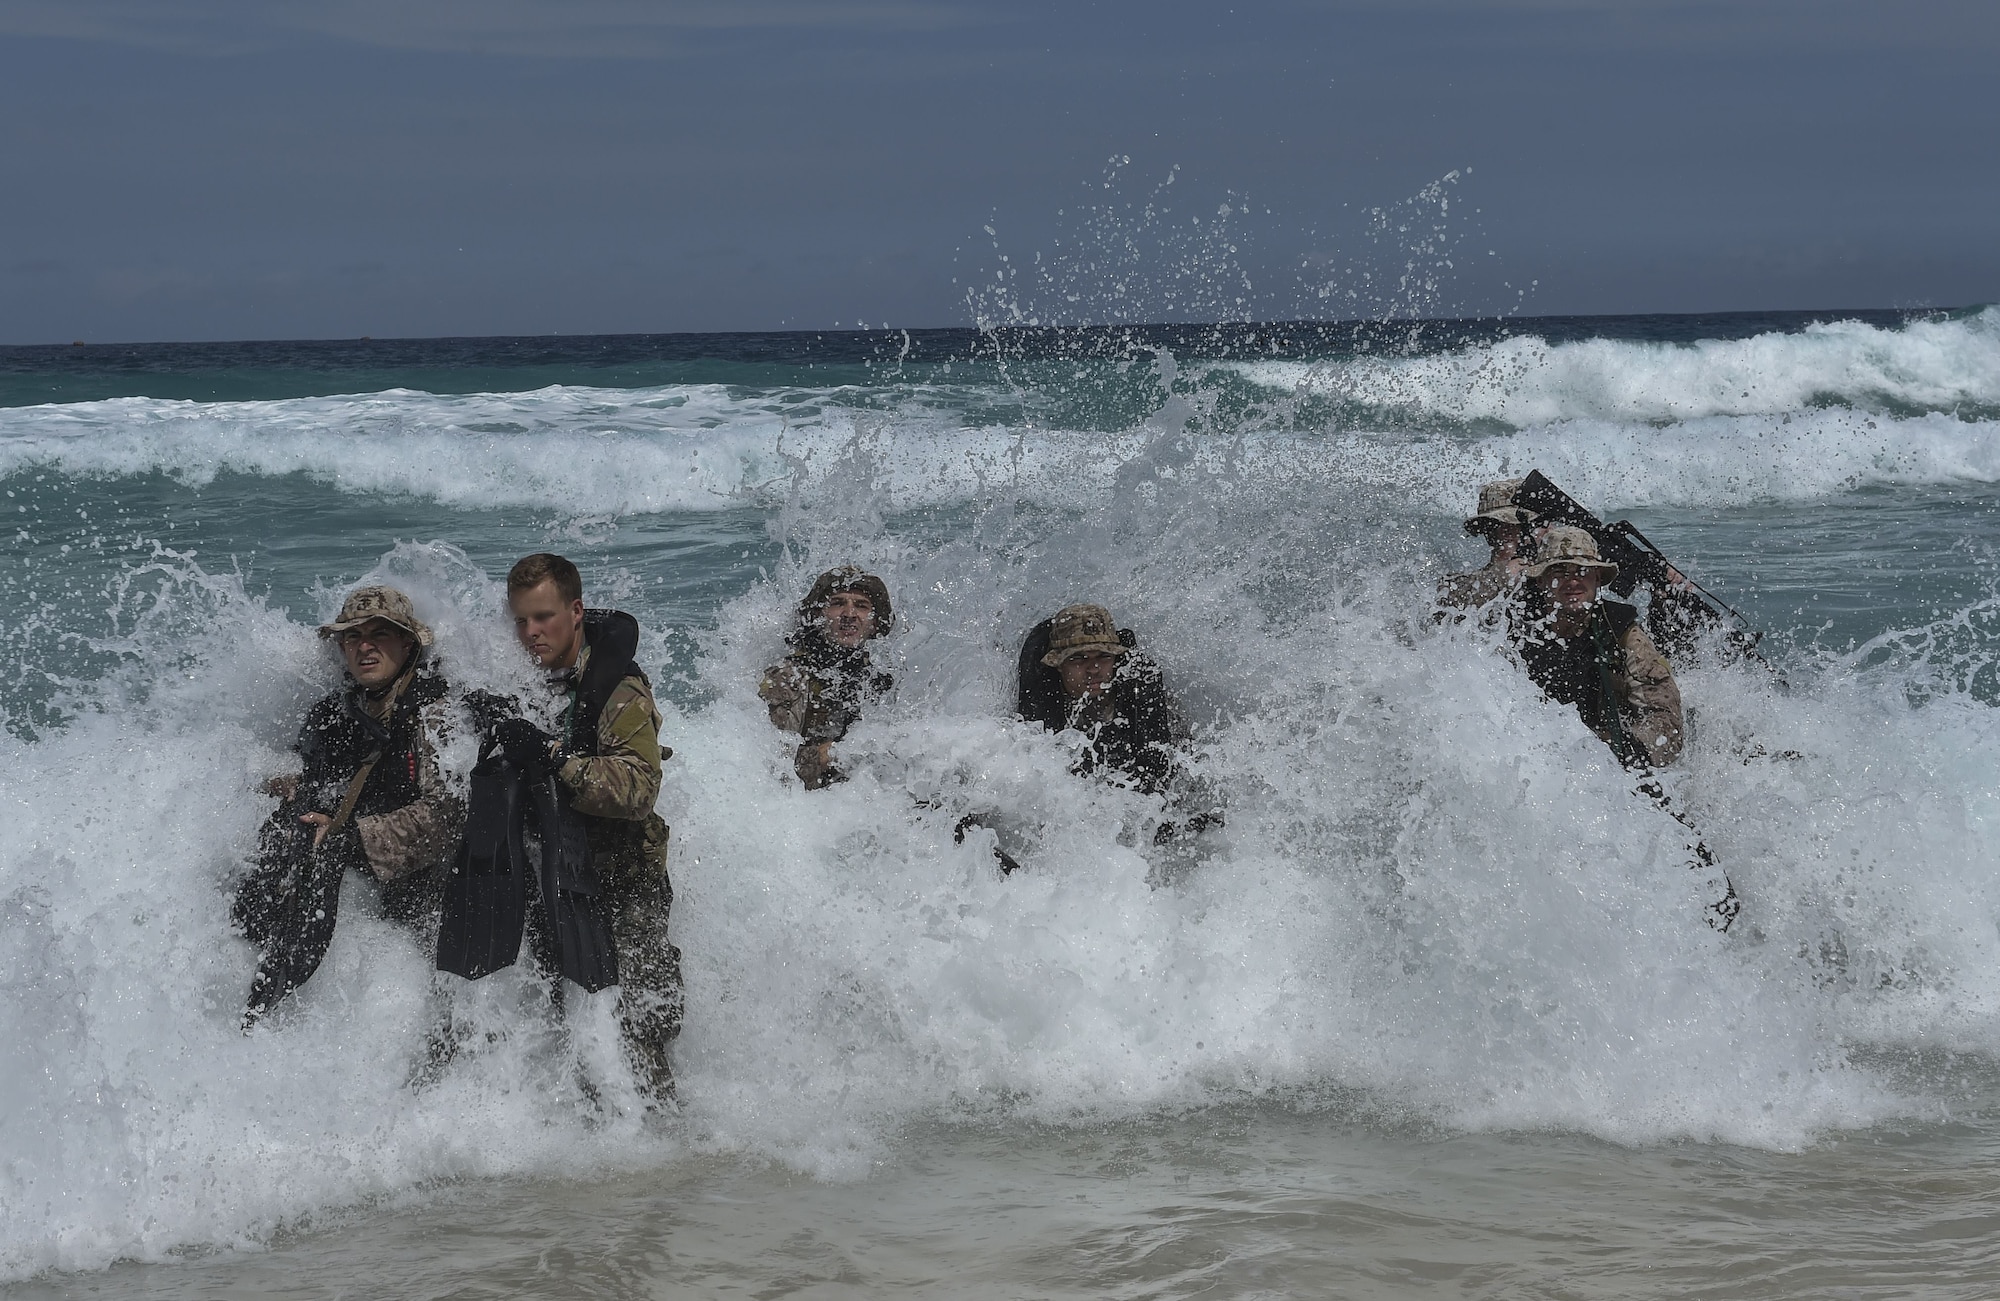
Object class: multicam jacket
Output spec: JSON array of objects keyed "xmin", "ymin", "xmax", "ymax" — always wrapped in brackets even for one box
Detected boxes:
[
  {"xmin": 757, "ymin": 629, "xmax": 892, "ymax": 787},
  {"xmin": 1514, "ymin": 600, "xmax": 1685, "ymax": 766},
  {"xmin": 551, "ymin": 643, "xmax": 670, "ymax": 885},
  {"xmin": 1058, "ymin": 653, "xmax": 1191, "ymax": 796}
]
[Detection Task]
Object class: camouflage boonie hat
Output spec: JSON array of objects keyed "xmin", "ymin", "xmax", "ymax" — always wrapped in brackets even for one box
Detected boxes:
[
  {"xmin": 317, "ymin": 584, "xmax": 435, "ymax": 647},
  {"xmin": 1464, "ymin": 477, "xmax": 1535, "ymax": 535},
  {"xmin": 1041, "ymin": 603, "xmax": 1126, "ymax": 667},
  {"xmin": 1523, "ymin": 525, "xmax": 1618, "ymax": 581}
]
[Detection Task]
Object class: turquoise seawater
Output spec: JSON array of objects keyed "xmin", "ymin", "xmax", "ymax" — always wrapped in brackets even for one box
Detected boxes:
[{"xmin": 2, "ymin": 310, "xmax": 1998, "ymax": 1296}]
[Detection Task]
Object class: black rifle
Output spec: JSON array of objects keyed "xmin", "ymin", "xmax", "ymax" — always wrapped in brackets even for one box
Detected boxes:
[{"xmin": 1514, "ymin": 470, "xmax": 1774, "ymax": 671}]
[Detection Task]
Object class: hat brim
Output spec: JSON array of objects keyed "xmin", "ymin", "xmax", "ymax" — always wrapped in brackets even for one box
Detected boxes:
[
  {"xmin": 1041, "ymin": 641, "xmax": 1127, "ymax": 668},
  {"xmin": 1524, "ymin": 558, "xmax": 1618, "ymax": 582},
  {"xmin": 318, "ymin": 615, "xmax": 435, "ymax": 648},
  {"xmin": 1464, "ymin": 507, "xmax": 1535, "ymax": 535}
]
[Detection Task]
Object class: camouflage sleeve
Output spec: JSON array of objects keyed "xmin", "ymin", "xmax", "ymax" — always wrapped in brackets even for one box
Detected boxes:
[
  {"xmin": 355, "ymin": 696, "xmax": 466, "ymax": 881},
  {"xmin": 1615, "ymin": 624, "xmax": 1685, "ymax": 765},
  {"xmin": 559, "ymin": 674, "xmax": 665, "ymax": 821},
  {"xmin": 1437, "ymin": 562, "xmax": 1507, "ymax": 611},
  {"xmin": 758, "ymin": 661, "xmax": 809, "ymax": 735}
]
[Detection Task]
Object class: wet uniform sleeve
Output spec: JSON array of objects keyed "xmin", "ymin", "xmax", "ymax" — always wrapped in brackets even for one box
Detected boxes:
[
  {"xmin": 758, "ymin": 661, "xmax": 809, "ymax": 735},
  {"xmin": 1436, "ymin": 561, "xmax": 1508, "ymax": 612},
  {"xmin": 558, "ymin": 675, "xmax": 665, "ymax": 821},
  {"xmin": 355, "ymin": 696, "xmax": 466, "ymax": 882},
  {"xmin": 1614, "ymin": 624, "xmax": 1684, "ymax": 765}
]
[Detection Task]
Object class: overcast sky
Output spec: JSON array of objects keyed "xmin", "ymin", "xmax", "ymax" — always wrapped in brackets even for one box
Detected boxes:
[{"xmin": 1, "ymin": 0, "xmax": 1994, "ymax": 342}]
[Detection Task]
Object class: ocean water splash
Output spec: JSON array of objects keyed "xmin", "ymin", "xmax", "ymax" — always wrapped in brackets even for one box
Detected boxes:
[{"xmin": 1, "ymin": 312, "xmax": 1997, "ymax": 1282}]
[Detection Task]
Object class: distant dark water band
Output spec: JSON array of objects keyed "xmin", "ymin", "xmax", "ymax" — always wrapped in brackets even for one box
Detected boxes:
[{"xmin": 0, "ymin": 307, "xmax": 1966, "ymax": 408}]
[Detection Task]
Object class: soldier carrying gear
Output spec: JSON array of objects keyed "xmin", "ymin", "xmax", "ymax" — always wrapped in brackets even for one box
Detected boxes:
[
  {"xmin": 1510, "ymin": 470, "xmax": 1774, "ymax": 670},
  {"xmin": 758, "ymin": 565, "xmax": 894, "ymax": 790},
  {"xmin": 438, "ymin": 552, "xmax": 683, "ymax": 1103},
  {"xmin": 233, "ymin": 585, "xmax": 464, "ymax": 1024},
  {"xmin": 1438, "ymin": 477, "xmax": 1537, "ymax": 612},
  {"xmin": 1507, "ymin": 527, "xmax": 1741, "ymax": 931},
  {"xmin": 1511, "ymin": 526, "xmax": 1684, "ymax": 767},
  {"xmin": 1018, "ymin": 603, "xmax": 1194, "ymax": 800}
]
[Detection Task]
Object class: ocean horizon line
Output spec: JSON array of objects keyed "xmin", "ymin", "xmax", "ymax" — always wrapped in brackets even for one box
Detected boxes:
[{"xmin": 2, "ymin": 302, "xmax": 1983, "ymax": 357}]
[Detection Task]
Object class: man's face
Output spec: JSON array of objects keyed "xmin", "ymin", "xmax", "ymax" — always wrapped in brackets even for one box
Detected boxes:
[
  {"xmin": 1058, "ymin": 650, "xmax": 1121, "ymax": 699},
  {"xmin": 818, "ymin": 590, "xmax": 876, "ymax": 649},
  {"xmin": 1543, "ymin": 563, "xmax": 1604, "ymax": 611},
  {"xmin": 1486, "ymin": 524, "xmax": 1521, "ymax": 560},
  {"xmin": 511, "ymin": 579, "xmax": 585, "ymax": 669},
  {"xmin": 338, "ymin": 619, "xmax": 415, "ymax": 689}
]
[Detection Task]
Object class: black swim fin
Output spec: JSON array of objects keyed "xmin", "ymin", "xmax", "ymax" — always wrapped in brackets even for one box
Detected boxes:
[
  {"xmin": 528, "ymin": 777, "xmax": 621, "ymax": 993},
  {"xmin": 239, "ymin": 804, "xmax": 348, "ymax": 1024},
  {"xmin": 436, "ymin": 753, "xmax": 533, "ymax": 981}
]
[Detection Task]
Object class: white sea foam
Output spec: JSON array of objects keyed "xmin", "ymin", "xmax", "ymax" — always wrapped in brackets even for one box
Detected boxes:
[
  {"xmin": 0, "ymin": 381, "xmax": 1161, "ymax": 516},
  {"xmin": 1226, "ymin": 306, "xmax": 2000, "ymax": 425},
  {"xmin": 3, "ymin": 464, "xmax": 1997, "ymax": 1278},
  {"xmin": 4, "ymin": 322, "xmax": 1999, "ymax": 1280},
  {"xmin": 1, "ymin": 378, "xmax": 1997, "ymax": 520}
]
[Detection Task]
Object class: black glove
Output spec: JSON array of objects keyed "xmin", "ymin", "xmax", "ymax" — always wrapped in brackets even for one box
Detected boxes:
[
  {"xmin": 463, "ymin": 689, "xmax": 522, "ymax": 734},
  {"xmin": 494, "ymin": 717, "xmax": 559, "ymax": 777}
]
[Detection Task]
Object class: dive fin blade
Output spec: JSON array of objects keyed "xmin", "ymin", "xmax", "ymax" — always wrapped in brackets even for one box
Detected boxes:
[
  {"xmin": 436, "ymin": 756, "xmax": 531, "ymax": 981},
  {"xmin": 530, "ymin": 779, "xmax": 621, "ymax": 993},
  {"xmin": 240, "ymin": 812, "xmax": 344, "ymax": 1022}
]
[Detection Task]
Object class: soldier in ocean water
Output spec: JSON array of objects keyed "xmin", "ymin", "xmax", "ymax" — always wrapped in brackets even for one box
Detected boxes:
[
  {"xmin": 1438, "ymin": 477, "xmax": 1537, "ymax": 614},
  {"xmin": 233, "ymin": 585, "xmax": 463, "ymax": 1023},
  {"xmin": 483, "ymin": 552, "xmax": 684, "ymax": 1100},
  {"xmin": 758, "ymin": 565, "xmax": 894, "ymax": 789},
  {"xmin": 1015, "ymin": 603, "xmax": 1220, "ymax": 863},
  {"xmin": 1018, "ymin": 603, "xmax": 1192, "ymax": 796},
  {"xmin": 1506, "ymin": 526, "xmax": 1740, "ymax": 928},
  {"xmin": 1509, "ymin": 526, "xmax": 1684, "ymax": 767}
]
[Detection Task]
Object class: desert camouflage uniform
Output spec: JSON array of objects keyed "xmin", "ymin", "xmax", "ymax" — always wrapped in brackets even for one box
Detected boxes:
[
  {"xmin": 1439, "ymin": 477, "xmax": 1534, "ymax": 615},
  {"xmin": 234, "ymin": 662, "xmax": 465, "ymax": 1021},
  {"xmin": 351, "ymin": 698, "xmax": 458, "ymax": 884},
  {"xmin": 1436, "ymin": 556, "xmax": 1517, "ymax": 613},
  {"xmin": 554, "ymin": 646, "xmax": 682, "ymax": 1094},
  {"xmin": 1596, "ymin": 619, "xmax": 1684, "ymax": 764},
  {"xmin": 1058, "ymin": 653, "xmax": 1192, "ymax": 797},
  {"xmin": 1516, "ymin": 605, "xmax": 1685, "ymax": 766}
]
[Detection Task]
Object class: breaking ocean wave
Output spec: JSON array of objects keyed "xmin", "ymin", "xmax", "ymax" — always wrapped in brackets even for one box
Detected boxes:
[
  {"xmin": 1, "ymin": 310, "xmax": 1997, "ymax": 1284},
  {"xmin": 1226, "ymin": 305, "xmax": 2000, "ymax": 426},
  {"xmin": 2, "ymin": 327, "xmax": 1999, "ymax": 517}
]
